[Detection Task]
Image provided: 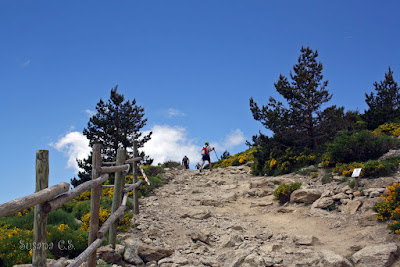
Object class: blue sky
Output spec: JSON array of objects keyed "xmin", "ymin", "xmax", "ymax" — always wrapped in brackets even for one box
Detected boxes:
[{"xmin": 0, "ymin": 1, "xmax": 399, "ymax": 204}]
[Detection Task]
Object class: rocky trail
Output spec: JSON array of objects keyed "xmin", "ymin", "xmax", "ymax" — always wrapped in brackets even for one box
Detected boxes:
[
  {"xmin": 48, "ymin": 165, "xmax": 400, "ymax": 267},
  {"xmin": 107, "ymin": 165, "xmax": 400, "ymax": 267}
]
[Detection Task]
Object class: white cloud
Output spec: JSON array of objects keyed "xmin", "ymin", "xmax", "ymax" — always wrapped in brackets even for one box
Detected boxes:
[
  {"xmin": 224, "ymin": 129, "xmax": 245, "ymax": 148},
  {"xmin": 167, "ymin": 108, "xmax": 185, "ymax": 118},
  {"xmin": 85, "ymin": 109, "xmax": 96, "ymax": 117},
  {"xmin": 50, "ymin": 132, "xmax": 91, "ymax": 173},
  {"xmin": 142, "ymin": 125, "xmax": 201, "ymax": 165}
]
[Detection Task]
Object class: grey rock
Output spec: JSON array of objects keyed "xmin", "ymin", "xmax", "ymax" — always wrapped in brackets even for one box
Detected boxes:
[
  {"xmin": 339, "ymin": 200, "xmax": 362, "ymax": 214},
  {"xmin": 312, "ymin": 197, "xmax": 335, "ymax": 209},
  {"xmin": 180, "ymin": 209, "xmax": 212, "ymax": 220},
  {"xmin": 137, "ymin": 244, "xmax": 174, "ymax": 263},
  {"xmin": 318, "ymin": 249, "xmax": 353, "ymax": 267},
  {"xmin": 221, "ymin": 234, "xmax": 243, "ymax": 248},
  {"xmin": 294, "ymin": 235, "xmax": 320, "ymax": 246},
  {"xmin": 123, "ymin": 247, "xmax": 144, "ymax": 265},
  {"xmin": 290, "ymin": 189, "xmax": 322, "ymax": 204},
  {"xmin": 351, "ymin": 243, "xmax": 399, "ymax": 267}
]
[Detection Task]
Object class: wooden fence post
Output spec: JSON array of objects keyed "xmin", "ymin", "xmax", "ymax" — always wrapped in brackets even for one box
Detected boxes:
[
  {"xmin": 32, "ymin": 150, "xmax": 49, "ymax": 267},
  {"xmin": 109, "ymin": 149, "xmax": 126, "ymax": 248},
  {"xmin": 132, "ymin": 141, "xmax": 139, "ymax": 214},
  {"xmin": 88, "ymin": 144, "xmax": 102, "ymax": 267}
]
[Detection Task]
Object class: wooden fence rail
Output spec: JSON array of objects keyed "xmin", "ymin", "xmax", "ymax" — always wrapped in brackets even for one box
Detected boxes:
[{"xmin": 0, "ymin": 143, "xmax": 144, "ymax": 267}]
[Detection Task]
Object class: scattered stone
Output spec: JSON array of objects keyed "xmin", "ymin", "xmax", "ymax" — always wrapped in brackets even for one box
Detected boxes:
[
  {"xmin": 190, "ymin": 230, "xmax": 211, "ymax": 245},
  {"xmin": 123, "ymin": 247, "xmax": 144, "ymax": 265},
  {"xmin": 294, "ymin": 235, "xmax": 320, "ymax": 246},
  {"xmin": 221, "ymin": 234, "xmax": 243, "ymax": 248},
  {"xmin": 290, "ymin": 189, "xmax": 322, "ymax": 204},
  {"xmin": 339, "ymin": 200, "xmax": 362, "ymax": 214},
  {"xmin": 97, "ymin": 245, "xmax": 124, "ymax": 266},
  {"xmin": 180, "ymin": 209, "xmax": 212, "ymax": 220},
  {"xmin": 318, "ymin": 249, "xmax": 353, "ymax": 267},
  {"xmin": 311, "ymin": 197, "xmax": 335, "ymax": 209},
  {"xmin": 137, "ymin": 244, "xmax": 174, "ymax": 263},
  {"xmin": 351, "ymin": 243, "xmax": 399, "ymax": 267}
]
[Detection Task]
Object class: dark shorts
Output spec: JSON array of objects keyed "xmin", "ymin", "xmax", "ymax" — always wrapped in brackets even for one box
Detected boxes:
[{"xmin": 202, "ymin": 154, "xmax": 210, "ymax": 161}]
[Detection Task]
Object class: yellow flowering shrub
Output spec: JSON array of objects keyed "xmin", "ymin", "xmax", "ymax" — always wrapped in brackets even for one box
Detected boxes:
[
  {"xmin": 74, "ymin": 190, "xmax": 91, "ymax": 201},
  {"xmin": 213, "ymin": 148, "xmax": 256, "ymax": 168},
  {"xmin": 273, "ymin": 182, "xmax": 301, "ymax": 204},
  {"xmin": 373, "ymin": 121, "xmax": 400, "ymax": 137},
  {"xmin": 80, "ymin": 207, "xmax": 111, "ymax": 231},
  {"xmin": 333, "ymin": 162, "xmax": 365, "ymax": 177},
  {"xmin": 373, "ymin": 183, "xmax": 400, "ymax": 238},
  {"xmin": 0, "ymin": 226, "xmax": 33, "ymax": 266},
  {"xmin": 57, "ymin": 224, "xmax": 69, "ymax": 232}
]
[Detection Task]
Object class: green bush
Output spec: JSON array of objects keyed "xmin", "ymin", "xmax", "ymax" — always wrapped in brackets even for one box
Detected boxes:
[
  {"xmin": 143, "ymin": 165, "xmax": 164, "ymax": 177},
  {"xmin": 0, "ymin": 227, "xmax": 33, "ymax": 267},
  {"xmin": 161, "ymin": 161, "xmax": 181, "ymax": 168},
  {"xmin": 71, "ymin": 200, "xmax": 91, "ymax": 220},
  {"xmin": 254, "ymin": 147, "xmax": 318, "ymax": 176},
  {"xmin": 333, "ymin": 157, "xmax": 400, "ymax": 178},
  {"xmin": 0, "ymin": 209, "xmax": 34, "ymax": 230},
  {"xmin": 273, "ymin": 182, "xmax": 301, "ymax": 204},
  {"xmin": 321, "ymin": 172, "xmax": 333, "ymax": 184},
  {"xmin": 47, "ymin": 225, "xmax": 89, "ymax": 259},
  {"xmin": 48, "ymin": 209, "xmax": 80, "ymax": 229},
  {"xmin": 325, "ymin": 130, "xmax": 399, "ymax": 164},
  {"xmin": 231, "ymin": 158, "xmax": 241, "ymax": 166},
  {"xmin": 138, "ymin": 175, "xmax": 167, "ymax": 197}
]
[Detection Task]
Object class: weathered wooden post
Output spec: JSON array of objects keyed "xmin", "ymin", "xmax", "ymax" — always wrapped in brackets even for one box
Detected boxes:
[
  {"xmin": 132, "ymin": 141, "xmax": 139, "ymax": 214},
  {"xmin": 88, "ymin": 144, "xmax": 102, "ymax": 267},
  {"xmin": 109, "ymin": 149, "xmax": 126, "ymax": 247},
  {"xmin": 33, "ymin": 150, "xmax": 49, "ymax": 267}
]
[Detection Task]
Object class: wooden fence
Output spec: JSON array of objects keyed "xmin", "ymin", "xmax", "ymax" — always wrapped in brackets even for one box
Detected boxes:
[{"xmin": 0, "ymin": 142, "xmax": 145, "ymax": 267}]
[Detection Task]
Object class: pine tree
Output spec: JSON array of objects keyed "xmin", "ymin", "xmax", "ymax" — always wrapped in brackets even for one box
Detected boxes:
[
  {"xmin": 250, "ymin": 46, "xmax": 332, "ymax": 150},
  {"xmin": 364, "ymin": 67, "xmax": 400, "ymax": 129},
  {"xmin": 71, "ymin": 85, "xmax": 152, "ymax": 187}
]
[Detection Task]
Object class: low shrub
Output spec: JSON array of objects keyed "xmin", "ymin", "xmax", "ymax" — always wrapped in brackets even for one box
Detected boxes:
[
  {"xmin": 373, "ymin": 183, "xmax": 400, "ymax": 238},
  {"xmin": 321, "ymin": 172, "xmax": 333, "ymax": 184},
  {"xmin": 161, "ymin": 161, "xmax": 181, "ymax": 168},
  {"xmin": 47, "ymin": 225, "xmax": 88, "ymax": 259},
  {"xmin": 0, "ymin": 209, "xmax": 34, "ymax": 230},
  {"xmin": 332, "ymin": 157, "xmax": 400, "ymax": 178},
  {"xmin": 324, "ymin": 130, "xmax": 399, "ymax": 165},
  {"xmin": 0, "ymin": 226, "xmax": 33, "ymax": 266},
  {"xmin": 256, "ymin": 148, "xmax": 318, "ymax": 176},
  {"xmin": 47, "ymin": 209, "xmax": 80, "ymax": 229},
  {"xmin": 373, "ymin": 121, "xmax": 400, "ymax": 137},
  {"xmin": 213, "ymin": 148, "xmax": 256, "ymax": 169},
  {"xmin": 273, "ymin": 182, "xmax": 301, "ymax": 204}
]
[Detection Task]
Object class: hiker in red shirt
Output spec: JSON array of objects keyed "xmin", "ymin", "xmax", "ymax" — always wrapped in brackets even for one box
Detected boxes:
[{"xmin": 199, "ymin": 142, "xmax": 215, "ymax": 172}]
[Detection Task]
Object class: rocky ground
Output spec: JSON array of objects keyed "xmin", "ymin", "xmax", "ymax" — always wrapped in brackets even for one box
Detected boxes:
[
  {"xmin": 111, "ymin": 164, "xmax": 400, "ymax": 267},
  {"xmin": 42, "ymin": 164, "xmax": 400, "ymax": 266}
]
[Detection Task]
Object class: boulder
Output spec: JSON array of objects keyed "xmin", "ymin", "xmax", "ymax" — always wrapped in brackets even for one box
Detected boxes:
[
  {"xmin": 311, "ymin": 197, "xmax": 334, "ymax": 209},
  {"xmin": 97, "ymin": 245, "xmax": 124, "ymax": 265},
  {"xmin": 293, "ymin": 235, "xmax": 320, "ymax": 246},
  {"xmin": 339, "ymin": 200, "xmax": 362, "ymax": 214},
  {"xmin": 351, "ymin": 243, "xmax": 399, "ymax": 267},
  {"xmin": 190, "ymin": 229, "xmax": 211, "ymax": 245},
  {"xmin": 137, "ymin": 244, "xmax": 174, "ymax": 263},
  {"xmin": 123, "ymin": 247, "xmax": 144, "ymax": 265},
  {"xmin": 290, "ymin": 189, "xmax": 322, "ymax": 204},
  {"xmin": 318, "ymin": 249, "xmax": 353, "ymax": 267},
  {"xmin": 221, "ymin": 234, "xmax": 243, "ymax": 248},
  {"xmin": 180, "ymin": 209, "xmax": 212, "ymax": 220}
]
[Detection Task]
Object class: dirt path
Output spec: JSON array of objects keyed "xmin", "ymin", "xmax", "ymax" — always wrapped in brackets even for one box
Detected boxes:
[{"xmin": 124, "ymin": 166, "xmax": 400, "ymax": 266}]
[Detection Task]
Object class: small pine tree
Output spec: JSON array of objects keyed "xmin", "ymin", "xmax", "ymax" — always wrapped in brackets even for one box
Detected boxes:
[
  {"xmin": 71, "ymin": 86, "xmax": 152, "ymax": 187},
  {"xmin": 364, "ymin": 67, "xmax": 400, "ymax": 129},
  {"xmin": 250, "ymin": 46, "xmax": 332, "ymax": 150}
]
